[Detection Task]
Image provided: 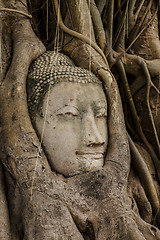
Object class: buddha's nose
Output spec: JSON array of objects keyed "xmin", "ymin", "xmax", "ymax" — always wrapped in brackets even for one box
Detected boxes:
[{"xmin": 82, "ymin": 114, "xmax": 105, "ymax": 147}]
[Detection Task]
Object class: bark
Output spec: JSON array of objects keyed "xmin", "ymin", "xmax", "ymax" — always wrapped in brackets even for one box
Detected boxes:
[
  {"xmin": 0, "ymin": 0, "xmax": 160, "ymax": 239},
  {"xmin": 0, "ymin": 163, "xmax": 10, "ymax": 239}
]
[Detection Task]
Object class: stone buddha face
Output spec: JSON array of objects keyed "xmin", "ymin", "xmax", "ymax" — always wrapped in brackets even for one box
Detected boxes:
[
  {"xmin": 35, "ymin": 81, "xmax": 108, "ymax": 177},
  {"xmin": 28, "ymin": 51, "xmax": 108, "ymax": 177}
]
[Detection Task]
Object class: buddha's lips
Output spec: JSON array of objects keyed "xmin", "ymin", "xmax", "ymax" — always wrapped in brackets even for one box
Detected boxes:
[{"xmin": 75, "ymin": 150, "xmax": 104, "ymax": 159}]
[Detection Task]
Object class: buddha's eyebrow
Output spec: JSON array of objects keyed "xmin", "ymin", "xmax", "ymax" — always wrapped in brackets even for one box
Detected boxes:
[
  {"xmin": 95, "ymin": 106, "xmax": 107, "ymax": 114},
  {"xmin": 55, "ymin": 105, "xmax": 80, "ymax": 113},
  {"xmin": 92, "ymin": 101, "xmax": 107, "ymax": 108}
]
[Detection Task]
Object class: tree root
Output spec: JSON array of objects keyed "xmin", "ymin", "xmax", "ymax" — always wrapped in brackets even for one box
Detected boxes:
[
  {"xmin": 0, "ymin": 1, "xmax": 160, "ymax": 239},
  {"xmin": 128, "ymin": 134, "xmax": 160, "ymax": 220},
  {"xmin": 116, "ymin": 58, "xmax": 160, "ymax": 183},
  {"xmin": 142, "ymin": 60, "xmax": 160, "ymax": 154},
  {"xmin": 95, "ymin": 0, "xmax": 106, "ymax": 15},
  {"xmin": 0, "ymin": 7, "xmax": 32, "ymax": 18},
  {"xmin": 0, "ymin": 0, "xmax": 47, "ymax": 185},
  {"xmin": 53, "ymin": 0, "xmax": 109, "ymax": 67},
  {"xmin": 88, "ymin": 0, "xmax": 106, "ymax": 51},
  {"xmin": 0, "ymin": 162, "xmax": 10, "ymax": 240},
  {"xmin": 110, "ymin": 4, "xmax": 158, "ymax": 69},
  {"xmin": 129, "ymin": 0, "xmax": 153, "ymax": 44},
  {"xmin": 104, "ymin": 0, "xmax": 114, "ymax": 62}
]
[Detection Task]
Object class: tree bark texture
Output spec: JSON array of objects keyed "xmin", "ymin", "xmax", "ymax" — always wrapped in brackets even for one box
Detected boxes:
[{"xmin": 0, "ymin": 0, "xmax": 160, "ymax": 239}]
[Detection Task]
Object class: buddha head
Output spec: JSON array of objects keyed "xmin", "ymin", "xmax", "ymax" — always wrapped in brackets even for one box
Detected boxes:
[{"xmin": 27, "ymin": 52, "xmax": 108, "ymax": 177}]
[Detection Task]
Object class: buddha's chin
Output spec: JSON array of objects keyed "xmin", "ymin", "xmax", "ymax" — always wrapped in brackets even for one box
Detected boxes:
[
  {"xmin": 52, "ymin": 156, "xmax": 104, "ymax": 178},
  {"xmin": 62, "ymin": 156, "xmax": 104, "ymax": 177},
  {"xmin": 78, "ymin": 157, "xmax": 104, "ymax": 173}
]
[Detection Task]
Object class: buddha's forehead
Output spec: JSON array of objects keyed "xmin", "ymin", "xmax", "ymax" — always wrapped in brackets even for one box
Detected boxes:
[{"xmin": 44, "ymin": 82, "xmax": 107, "ymax": 111}]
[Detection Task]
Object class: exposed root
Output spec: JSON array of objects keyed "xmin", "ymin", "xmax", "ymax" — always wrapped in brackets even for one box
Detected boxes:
[
  {"xmin": 116, "ymin": 59, "xmax": 160, "ymax": 183},
  {"xmin": 88, "ymin": 0, "xmax": 106, "ymax": 51},
  {"xmin": 128, "ymin": 134, "xmax": 160, "ymax": 218},
  {"xmin": 53, "ymin": 0, "xmax": 109, "ymax": 67},
  {"xmin": 0, "ymin": 7, "xmax": 32, "ymax": 18}
]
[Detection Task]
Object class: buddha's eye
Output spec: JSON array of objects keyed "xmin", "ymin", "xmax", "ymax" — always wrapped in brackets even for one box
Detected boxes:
[
  {"xmin": 56, "ymin": 106, "xmax": 79, "ymax": 118},
  {"xmin": 95, "ymin": 108, "xmax": 107, "ymax": 118}
]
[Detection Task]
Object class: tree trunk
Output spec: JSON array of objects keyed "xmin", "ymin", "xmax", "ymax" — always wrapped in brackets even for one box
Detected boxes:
[{"xmin": 0, "ymin": 0, "xmax": 160, "ymax": 239}]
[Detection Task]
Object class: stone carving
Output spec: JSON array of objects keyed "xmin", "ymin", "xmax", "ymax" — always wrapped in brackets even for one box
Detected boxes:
[
  {"xmin": 28, "ymin": 51, "xmax": 108, "ymax": 177},
  {"xmin": 26, "ymin": 51, "xmax": 160, "ymax": 239}
]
